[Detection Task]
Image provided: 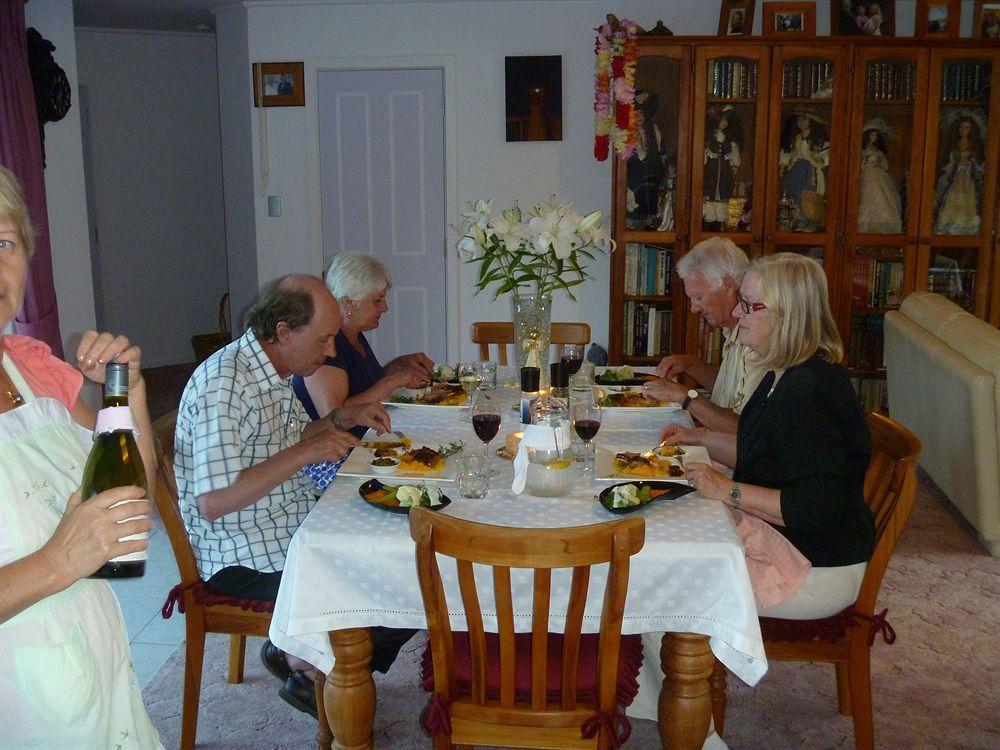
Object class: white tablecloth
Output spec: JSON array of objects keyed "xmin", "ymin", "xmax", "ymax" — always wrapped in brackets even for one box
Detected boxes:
[{"xmin": 270, "ymin": 385, "xmax": 767, "ymax": 686}]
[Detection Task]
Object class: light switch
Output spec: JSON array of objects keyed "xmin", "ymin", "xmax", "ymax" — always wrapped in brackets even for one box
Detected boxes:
[{"xmin": 267, "ymin": 195, "xmax": 282, "ymax": 217}]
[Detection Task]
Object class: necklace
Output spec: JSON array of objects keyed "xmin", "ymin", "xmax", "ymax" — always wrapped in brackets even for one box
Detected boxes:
[{"xmin": 0, "ymin": 366, "xmax": 25, "ymax": 410}]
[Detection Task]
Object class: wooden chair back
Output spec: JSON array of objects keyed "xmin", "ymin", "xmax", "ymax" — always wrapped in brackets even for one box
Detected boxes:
[
  {"xmin": 470, "ymin": 321, "xmax": 591, "ymax": 365},
  {"xmin": 152, "ymin": 417, "xmax": 202, "ymax": 589},
  {"xmin": 409, "ymin": 508, "xmax": 644, "ymax": 749}
]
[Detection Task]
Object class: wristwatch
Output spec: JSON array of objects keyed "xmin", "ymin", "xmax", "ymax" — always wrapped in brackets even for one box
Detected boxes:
[
  {"xmin": 682, "ymin": 388, "xmax": 699, "ymax": 410},
  {"xmin": 730, "ymin": 483, "xmax": 742, "ymax": 508}
]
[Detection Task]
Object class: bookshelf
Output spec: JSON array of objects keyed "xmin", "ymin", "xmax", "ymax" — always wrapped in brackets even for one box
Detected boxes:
[{"xmin": 607, "ymin": 37, "xmax": 999, "ymax": 410}]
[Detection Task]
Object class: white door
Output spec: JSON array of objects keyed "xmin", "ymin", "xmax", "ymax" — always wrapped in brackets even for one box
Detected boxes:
[{"xmin": 317, "ymin": 68, "xmax": 447, "ymax": 363}]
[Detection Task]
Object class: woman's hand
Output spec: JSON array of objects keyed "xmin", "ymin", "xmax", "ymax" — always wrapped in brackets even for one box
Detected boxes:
[
  {"xmin": 76, "ymin": 331, "xmax": 143, "ymax": 387},
  {"xmin": 39, "ymin": 487, "xmax": 151, "ymax": 586},
  {"xmin": 684, "ymin": 461, "xmax": 731, "ymax": 502},
  {"xmin": 385, "ymin": 353, "xmax": 434, "ymax": 381},
  {"xmin": 658, "ymin": 423, "xmax": 704, "ymax": 446}
]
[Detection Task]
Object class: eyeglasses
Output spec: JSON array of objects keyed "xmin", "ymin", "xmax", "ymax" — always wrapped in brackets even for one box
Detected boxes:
[{"xmin": 738, "ymin": 292, "xmax": 767, "ymax": 315}]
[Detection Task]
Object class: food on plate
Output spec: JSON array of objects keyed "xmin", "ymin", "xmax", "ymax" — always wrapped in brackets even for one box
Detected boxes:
[
  {"xmin": 398, "ymin": 446, "xmax": 447, "ymax": 472},
  {"xmin": 371, "ymin": 457, "xmax": 398, "ymax": 467},
  {"xmin": 495, "ymin": 431, "xmax": 522, "ymax": 461},
  {"xmin": 389, "ymin": 382, "xmax": 467, "ymax": 406},
  {"xmin": 362, "ymin": 483, "xmax": 444, "ymax": 508},
  {"xmin": 598, "ymin": 392, "xmax": 666, "ymax": 408},
  {"xmin": 613, "ymin": 451, "xmax": 684, "ymax": 478},
  {"xmin": 655, "ymin": 444, "xmax": 686, "ymax": 458},
  {"xmin": 368, "ymin": 456, "xmax": 400, "ymax": 475},
  {"xmin": 607, "ymin": 483, "xmax": 675, "ymax": 509},
  {"xmin": 361, "ymin": 436, "xmax": 412, "ymax": 453},
  {"xmin": 595, "ymin": 366, "xmax": 657, "ymax": 386},
  {"xmin": 432, "ymin": 363, "xmax": 457, "ymax": 383}
]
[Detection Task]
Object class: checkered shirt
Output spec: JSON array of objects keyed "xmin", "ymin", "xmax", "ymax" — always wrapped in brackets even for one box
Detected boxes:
[{"xmin": 174, "ymin": 329, "xmax": 317, "ymax": 577}]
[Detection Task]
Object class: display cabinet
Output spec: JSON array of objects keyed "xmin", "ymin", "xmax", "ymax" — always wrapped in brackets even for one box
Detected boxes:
[{"xmin": 607, "ymin": 37, "xmax": 999, "ymax": 411}]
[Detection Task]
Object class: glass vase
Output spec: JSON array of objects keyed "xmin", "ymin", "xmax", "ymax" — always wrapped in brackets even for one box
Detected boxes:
[{"xmin": 511, "ymin": 293, "xmax": 552, "ymax": 379}]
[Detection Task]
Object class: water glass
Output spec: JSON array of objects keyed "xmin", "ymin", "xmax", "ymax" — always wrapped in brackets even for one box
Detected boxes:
[
  {"xmin": 457, "ymin": 453, "xmax": 490, "ymax": 498},
  {"xmin": 480, "ymin": 360, "xmax": 498, "ymax": 389},
  {"xmin": 570, "ymin": 371, "xmax": 592, "ymax": 393}
]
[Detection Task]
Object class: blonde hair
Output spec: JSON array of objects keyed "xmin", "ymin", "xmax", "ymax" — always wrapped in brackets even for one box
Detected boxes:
[
  {"xmin": 324, "ymin": 252, "xmax": 392, "ymax": 304},
  {"xmin": 0, "ymin": 166, "xmax": 36, "ymax": 258},
  {"xmin": 751, "ymin": 253, "xmax": 843, "ymax": 370}
]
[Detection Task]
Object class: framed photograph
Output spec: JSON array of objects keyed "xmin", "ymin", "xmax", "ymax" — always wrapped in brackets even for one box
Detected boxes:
[
  {"xmin": 505, "ymin": 56, "xmax": 562, "ymax": 142},
  {"xmin": 973, "ymin": 1, "xmax": 1000, "ymax": 38},
  {"xmin": 915, "ymin": 0, "xmax": 960, "ymax": 38},
  {"xmin": 718, "ymin": 0, "xmax": 756, "ymax": 36},
  {"xmin": 762, "ymin": 2, "xmax": 816, "ymax": 38},
  {"xmin": 252, "ymin": 62, "xmax": 305, "ymax": 107},
  {"xmin": 830, "ymin": 0, "xmax": 895, "ymax": 36}
]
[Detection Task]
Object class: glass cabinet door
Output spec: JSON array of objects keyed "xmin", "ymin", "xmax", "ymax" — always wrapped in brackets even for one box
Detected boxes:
[
  {"xmin": 689, "ymin": 46, "xmax": 771, "ymax": 251},
  {"xmin": 764, "ymin": 45, "xmax": 849, "ymax": 290},
  {"xmin": 918, "ymin": 49, "xmax": 1000, "ymax": 318}
]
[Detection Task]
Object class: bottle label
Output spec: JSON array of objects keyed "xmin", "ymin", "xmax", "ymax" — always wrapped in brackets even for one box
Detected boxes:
[
  {"xmin": 107, "ymin": 498, "xmax": 148, "ymax": 563},
  {"xmin": 94, "ymin": 406, "xmax": 138, "ymax": 436}
]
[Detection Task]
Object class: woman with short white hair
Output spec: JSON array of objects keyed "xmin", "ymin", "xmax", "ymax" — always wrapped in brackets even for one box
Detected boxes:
[{"xmin": 293, "ymin": 252, "xmax": 433, "ymax": 437}]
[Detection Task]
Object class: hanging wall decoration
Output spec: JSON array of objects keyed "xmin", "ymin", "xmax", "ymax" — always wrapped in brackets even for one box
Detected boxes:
[{"xmin": 593, "ymin": 15, "xmax": 639, "ymax": 161}]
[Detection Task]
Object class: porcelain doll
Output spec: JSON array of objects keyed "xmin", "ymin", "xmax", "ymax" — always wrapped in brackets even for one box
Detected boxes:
[
  {"xmin": 857, "ymin": 121, "xmax": 903, "ymax": 233},
  {"xmin": 933, "ymin": 116, "xmax": 985, "ymax": 236}
]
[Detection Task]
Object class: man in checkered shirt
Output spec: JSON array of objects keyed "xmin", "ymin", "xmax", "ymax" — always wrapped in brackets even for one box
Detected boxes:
[{"xmin": 175, "ymin": 274, "xmax": 414, "ymax": 716}]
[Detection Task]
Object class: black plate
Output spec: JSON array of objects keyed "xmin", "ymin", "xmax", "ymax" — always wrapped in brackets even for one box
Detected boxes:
[
  {"xmin": 359, "ymin": 479, "xmax": 452, "ymax": 514},
  {"xmin": 594, "ymin": 371, "xmax": 658, "ymax": 386},
  {"xmin": 598, "ymin": 481, "xmax": 696, "ymax": 514}
]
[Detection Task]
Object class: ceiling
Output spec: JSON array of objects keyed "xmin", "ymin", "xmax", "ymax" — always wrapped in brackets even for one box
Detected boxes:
[{"xmin": 70, "ymin": 0, "xmax": 484, "ymax": 33}]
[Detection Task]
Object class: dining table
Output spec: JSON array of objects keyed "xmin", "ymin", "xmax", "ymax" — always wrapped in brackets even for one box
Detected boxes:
[{"xmin": 269, "ymin": 374, "xmax": 767, "ymax": 750}]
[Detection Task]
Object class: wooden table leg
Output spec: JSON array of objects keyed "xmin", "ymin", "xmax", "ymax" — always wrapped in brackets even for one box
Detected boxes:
[
  {"xmin": 314, "ymin": 670, "xmax": 333, "ymax": 750},
  {"xmin": 327, "ymin": 628, "xmax": 375, "ymax": 750},
  {"xmin": 658, "ymin": 632, "xmax": 714, "ymax": 750}
]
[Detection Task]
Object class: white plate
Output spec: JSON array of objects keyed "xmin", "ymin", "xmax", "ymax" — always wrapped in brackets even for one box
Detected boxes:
[
  {"xmin": 594, "ymin": 444, "xmax": 711, "ymax": 482},
  {"xmin": 592, "ymin": 386, "xmax": 681, "ymax": 411},
  {"xmin": 383, "ymin": 386, "xmax": 469, "ymax": 410},
  {"xmin": 339, "ymin": 441, "xmax": 458, "ymax": 482}
]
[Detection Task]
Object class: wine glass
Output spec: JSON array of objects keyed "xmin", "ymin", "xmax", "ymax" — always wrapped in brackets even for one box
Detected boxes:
[
  {"xmin": 571, "ymin": 401, "xmax": 602, "ymax": 478},
  {"xmin": 560, "ymin": 344, "xmax": 585, "ymax": 376},
  {"xmin": 457, "ymin": 361, "xmax": 484, "ymax": 421},
  {"xmin": 471, "ymin": 393, "xmax": 502, "ymax": 458}
]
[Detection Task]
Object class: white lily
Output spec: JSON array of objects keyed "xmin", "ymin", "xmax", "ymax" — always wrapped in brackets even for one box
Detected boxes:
[
  {"xmin": 528, "ymin": 209, "xmax": 580, "ymax": 260},
  {"xmin": 461, "ymin": 198, "xmax": 493, "ymax": 224},
  {"xmin": 489, "ymin": 213, "xmax": 526, "ymax": 253}
]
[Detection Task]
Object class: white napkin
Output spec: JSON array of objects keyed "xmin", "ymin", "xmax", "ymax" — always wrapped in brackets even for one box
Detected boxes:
[{"xmin": 511, "ymin": 422, "xmax": 572, "ymax": 495}]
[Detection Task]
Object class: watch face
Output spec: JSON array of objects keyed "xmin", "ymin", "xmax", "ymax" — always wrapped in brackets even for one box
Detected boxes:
[{"xmin": 687, "ymin": 389, "xmax": 699, "ymax": 399}]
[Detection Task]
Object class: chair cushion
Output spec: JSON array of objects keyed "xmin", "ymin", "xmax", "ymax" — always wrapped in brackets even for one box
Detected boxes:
[
  {"xmin": 161, "ymin": 580, "xmax": 275, "ymax": 619},
  {"xmin": 421, "ymin": 632, "xmax": 643, "ymax": 706},
  {"xmin": 761, "ymin": 606, "xmax": 896, "ymax": 647}
]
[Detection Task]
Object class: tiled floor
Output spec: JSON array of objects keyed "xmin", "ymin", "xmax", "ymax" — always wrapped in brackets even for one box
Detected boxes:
[{"xmin": 111, "ymin": 517, "xmax": 186, "ymax": 689}]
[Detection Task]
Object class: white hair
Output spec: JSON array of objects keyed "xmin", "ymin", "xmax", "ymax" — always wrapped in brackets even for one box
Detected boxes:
[
  {"xmin": 324, "ymin": 252, "xmax": 392, "ymax": 303},
  {"xmin": 675, "ymin": 236, "xmax": 749, "ymax": 288}
]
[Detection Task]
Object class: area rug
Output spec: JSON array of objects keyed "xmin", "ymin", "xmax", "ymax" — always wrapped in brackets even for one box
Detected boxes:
[{"xmin": 142, "ymin": 476, "xmax": 1000, "ymax": 748}]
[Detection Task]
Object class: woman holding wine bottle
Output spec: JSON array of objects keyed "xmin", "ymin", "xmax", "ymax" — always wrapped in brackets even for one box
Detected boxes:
[{"xmin": 0, "ymin": 167, "xmax": 162, "ymax": 747}]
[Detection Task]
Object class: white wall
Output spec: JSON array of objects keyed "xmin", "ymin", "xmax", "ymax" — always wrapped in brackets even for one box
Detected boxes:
[
  {"xmin": 76, "ymin": 29, "xmax": 228, "ymax": 367},
  {"xmin": 24, "ymin": 0, "xmax": 96, "ymax": 366}
]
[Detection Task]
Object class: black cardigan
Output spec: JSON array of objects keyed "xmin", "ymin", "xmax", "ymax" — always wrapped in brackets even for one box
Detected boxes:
[{"xmin": 733, "ymin": 355, "xmax": 875, "ymax": 568}]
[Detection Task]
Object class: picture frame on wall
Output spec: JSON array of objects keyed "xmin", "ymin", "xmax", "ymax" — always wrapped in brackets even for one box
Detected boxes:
[
  {"xmin": 830, "ymin": 0, "xmax": 895, "ymax": 36},
  {"xmin": 973, "ymin": 1, "xmax": 1000, "ymax": 38},
  {"xmin": 505, "ymin": 55, "xmax": 563, "ymax": 142},
  {"xmin": 253, "ymin": 62, "xmax": 305, "ymax": 107},
  {"xmin": 718, "ymin": 0, "xmax": 756, "ymax": 37},
  {"xmin": 915, "ymin": 0, "xmax": 961, "ymax": 38},
  {"xmin": 762, "ymin": 2, "xmax": 816, "ymax": 38}
]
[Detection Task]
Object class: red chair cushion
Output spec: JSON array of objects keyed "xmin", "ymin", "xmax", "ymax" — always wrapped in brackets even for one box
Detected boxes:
[
  {"xmin": 761, "ymin": 606, "xmax": 896, "ymax": 647},
  {"xmin": 421, "ymin": 632, "xmax": 643, "ymax": 706}
]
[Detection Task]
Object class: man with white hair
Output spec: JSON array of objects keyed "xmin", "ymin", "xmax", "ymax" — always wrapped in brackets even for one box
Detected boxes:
[{"xmin": 644, "ymin": 236, "xmax": 767, "ymax": 434}]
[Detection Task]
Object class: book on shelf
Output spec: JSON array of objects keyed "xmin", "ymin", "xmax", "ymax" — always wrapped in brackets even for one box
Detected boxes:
[
  {"xmin": 941, "ymin": 61, "xmax": 990, "ymax": 103},
  {"xmin": 852, "ymin": 255, "xmax": 903, "ymax": 308},
  {"xmin": 782, "ymin": 60, "xmax": 833, "ymax": 99},
  {"xmin": 624, "ymin": 244, "xmax": 673, "ymax": 296},
  {"xmin": 709, "ymin": 59, "xmax": 758, "ymax": 99},
  {"xmin": 927, "ymin": 265, "xmax": 976, "ymax": 311},
  {"xmin": 848, "ymin": 312, "xmax": 885, "ymax": 370},
  {"xmin": 850, "ymin": 376, "xmax": 888, "ymax": 413},
  {"xmin": 866, "ymin": 61, "xmax": 916, "ymax": 102}
]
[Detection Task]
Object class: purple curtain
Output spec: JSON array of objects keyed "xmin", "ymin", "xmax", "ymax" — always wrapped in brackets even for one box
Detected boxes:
[{"xmin": 0, "ymin": 0, "xmax": 64, "ymax": 356}]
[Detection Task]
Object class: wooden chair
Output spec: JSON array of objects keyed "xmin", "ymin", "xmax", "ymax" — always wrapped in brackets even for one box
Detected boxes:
[
  {"xmin": 151, "ymin": 412, "xmax": 274, "ymax": 750},
  {"xmin": 409, "ymin": 508, "xmax": 645, "ymax": 750},
  {"xmin": 712, "ymin": 411, "xmax": 921, "ymax": 750},
  {"xmin": 470, "ymin": 321, "xmax": 591, "ymax": 365}
]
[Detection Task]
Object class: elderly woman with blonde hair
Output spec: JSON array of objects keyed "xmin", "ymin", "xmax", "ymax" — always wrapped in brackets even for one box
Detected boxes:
[
  {"xmin": 0, "ymin": 166, "xmax": 162, "ymax": 747},
  {"xmin": 293, "ymin": 252, "xmax": 434, "ymax": 437},
  {"xmin": 663, "ymin": 252, "xmax": 874, "ymax": 616}
]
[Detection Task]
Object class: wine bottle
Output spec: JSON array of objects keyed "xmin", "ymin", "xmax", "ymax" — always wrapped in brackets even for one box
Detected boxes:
[{"xmin": 82, "ymin": 362, "xmax": 147, "ymax": 579}]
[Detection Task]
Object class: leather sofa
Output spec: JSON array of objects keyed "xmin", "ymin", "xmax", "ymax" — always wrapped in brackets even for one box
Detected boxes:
[{"xmin": 884, "ymin": 291, "xmax": 1000, "ymax": 556}]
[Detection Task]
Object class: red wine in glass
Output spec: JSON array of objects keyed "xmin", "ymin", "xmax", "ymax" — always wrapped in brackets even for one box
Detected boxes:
[
  {"xmin": 473, "ymin": 413, "xmax": 501, "ymax": 442},
  {"xmin": 574, "ymin": 419, "xmax": 601, "ymax": 442},
  {"xmin": 560, "ymin": 354, "xmax": 583, "ymax": 375}
]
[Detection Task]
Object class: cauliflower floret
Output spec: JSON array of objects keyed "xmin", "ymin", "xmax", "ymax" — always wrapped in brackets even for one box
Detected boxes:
[
  {"xmin": 437, "ymin": 363, "xmax": 456, "ymax": 381},
  {"xmin": 424, "ymin": 486, "xmax": 443, "ymax": 506},
  {"xmin": 610, "ymin": 483, "xmax": 641, "ymax": 509},
  {"xmin": 396, "ymin": 485, "xmax": 423, "ymax": 507}
]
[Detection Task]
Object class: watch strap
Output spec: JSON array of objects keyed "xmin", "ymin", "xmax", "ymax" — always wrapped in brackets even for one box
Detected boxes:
[{"xmin": 682, "ymin": 395, "xmax": 693, "ymax": 410}]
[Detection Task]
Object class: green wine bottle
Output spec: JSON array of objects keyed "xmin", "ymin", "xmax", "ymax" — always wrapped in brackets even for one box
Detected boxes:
[{"xmin": 82, "ymin": 362, "xmax": 147, "ymax": 579}]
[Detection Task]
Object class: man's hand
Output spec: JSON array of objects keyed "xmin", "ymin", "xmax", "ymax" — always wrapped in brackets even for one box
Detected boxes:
[
  {"xmin": 332, "ymin": 402, "xmax": 392, "ymax": 434},
  {"xmin": 656, "ymin": 353, "xmax": 697, "ymax": 380},
  {"xmin": 642, "ymin": 377, "xmax": 687, "ymax": 403},
  {"xmin": 300, "ymin": 428, "xmax": 359, "ymax": 464}
]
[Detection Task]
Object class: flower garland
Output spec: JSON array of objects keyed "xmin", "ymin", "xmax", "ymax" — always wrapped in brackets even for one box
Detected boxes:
[{"xmin": 593, "ymin": 18, "xmax": 638, "ymax": 161}]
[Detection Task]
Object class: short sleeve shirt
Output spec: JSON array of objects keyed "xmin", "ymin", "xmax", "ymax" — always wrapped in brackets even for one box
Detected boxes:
[
  {"xmin": 711, "ymin": 323, "xmax": 767, "ymax": 414},
  {"xmin": 174, "ymin": 329, "xmax": 316, "ymax": 577}
]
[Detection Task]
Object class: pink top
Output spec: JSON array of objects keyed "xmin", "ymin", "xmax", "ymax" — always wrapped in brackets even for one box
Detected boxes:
[
  {"xmin": 2, "ymin": 334, "xmax": 83, "ymax": 410},
  {"xmin": 731, "ymin": 507, "xmax": 811, "ymax": 609}
]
